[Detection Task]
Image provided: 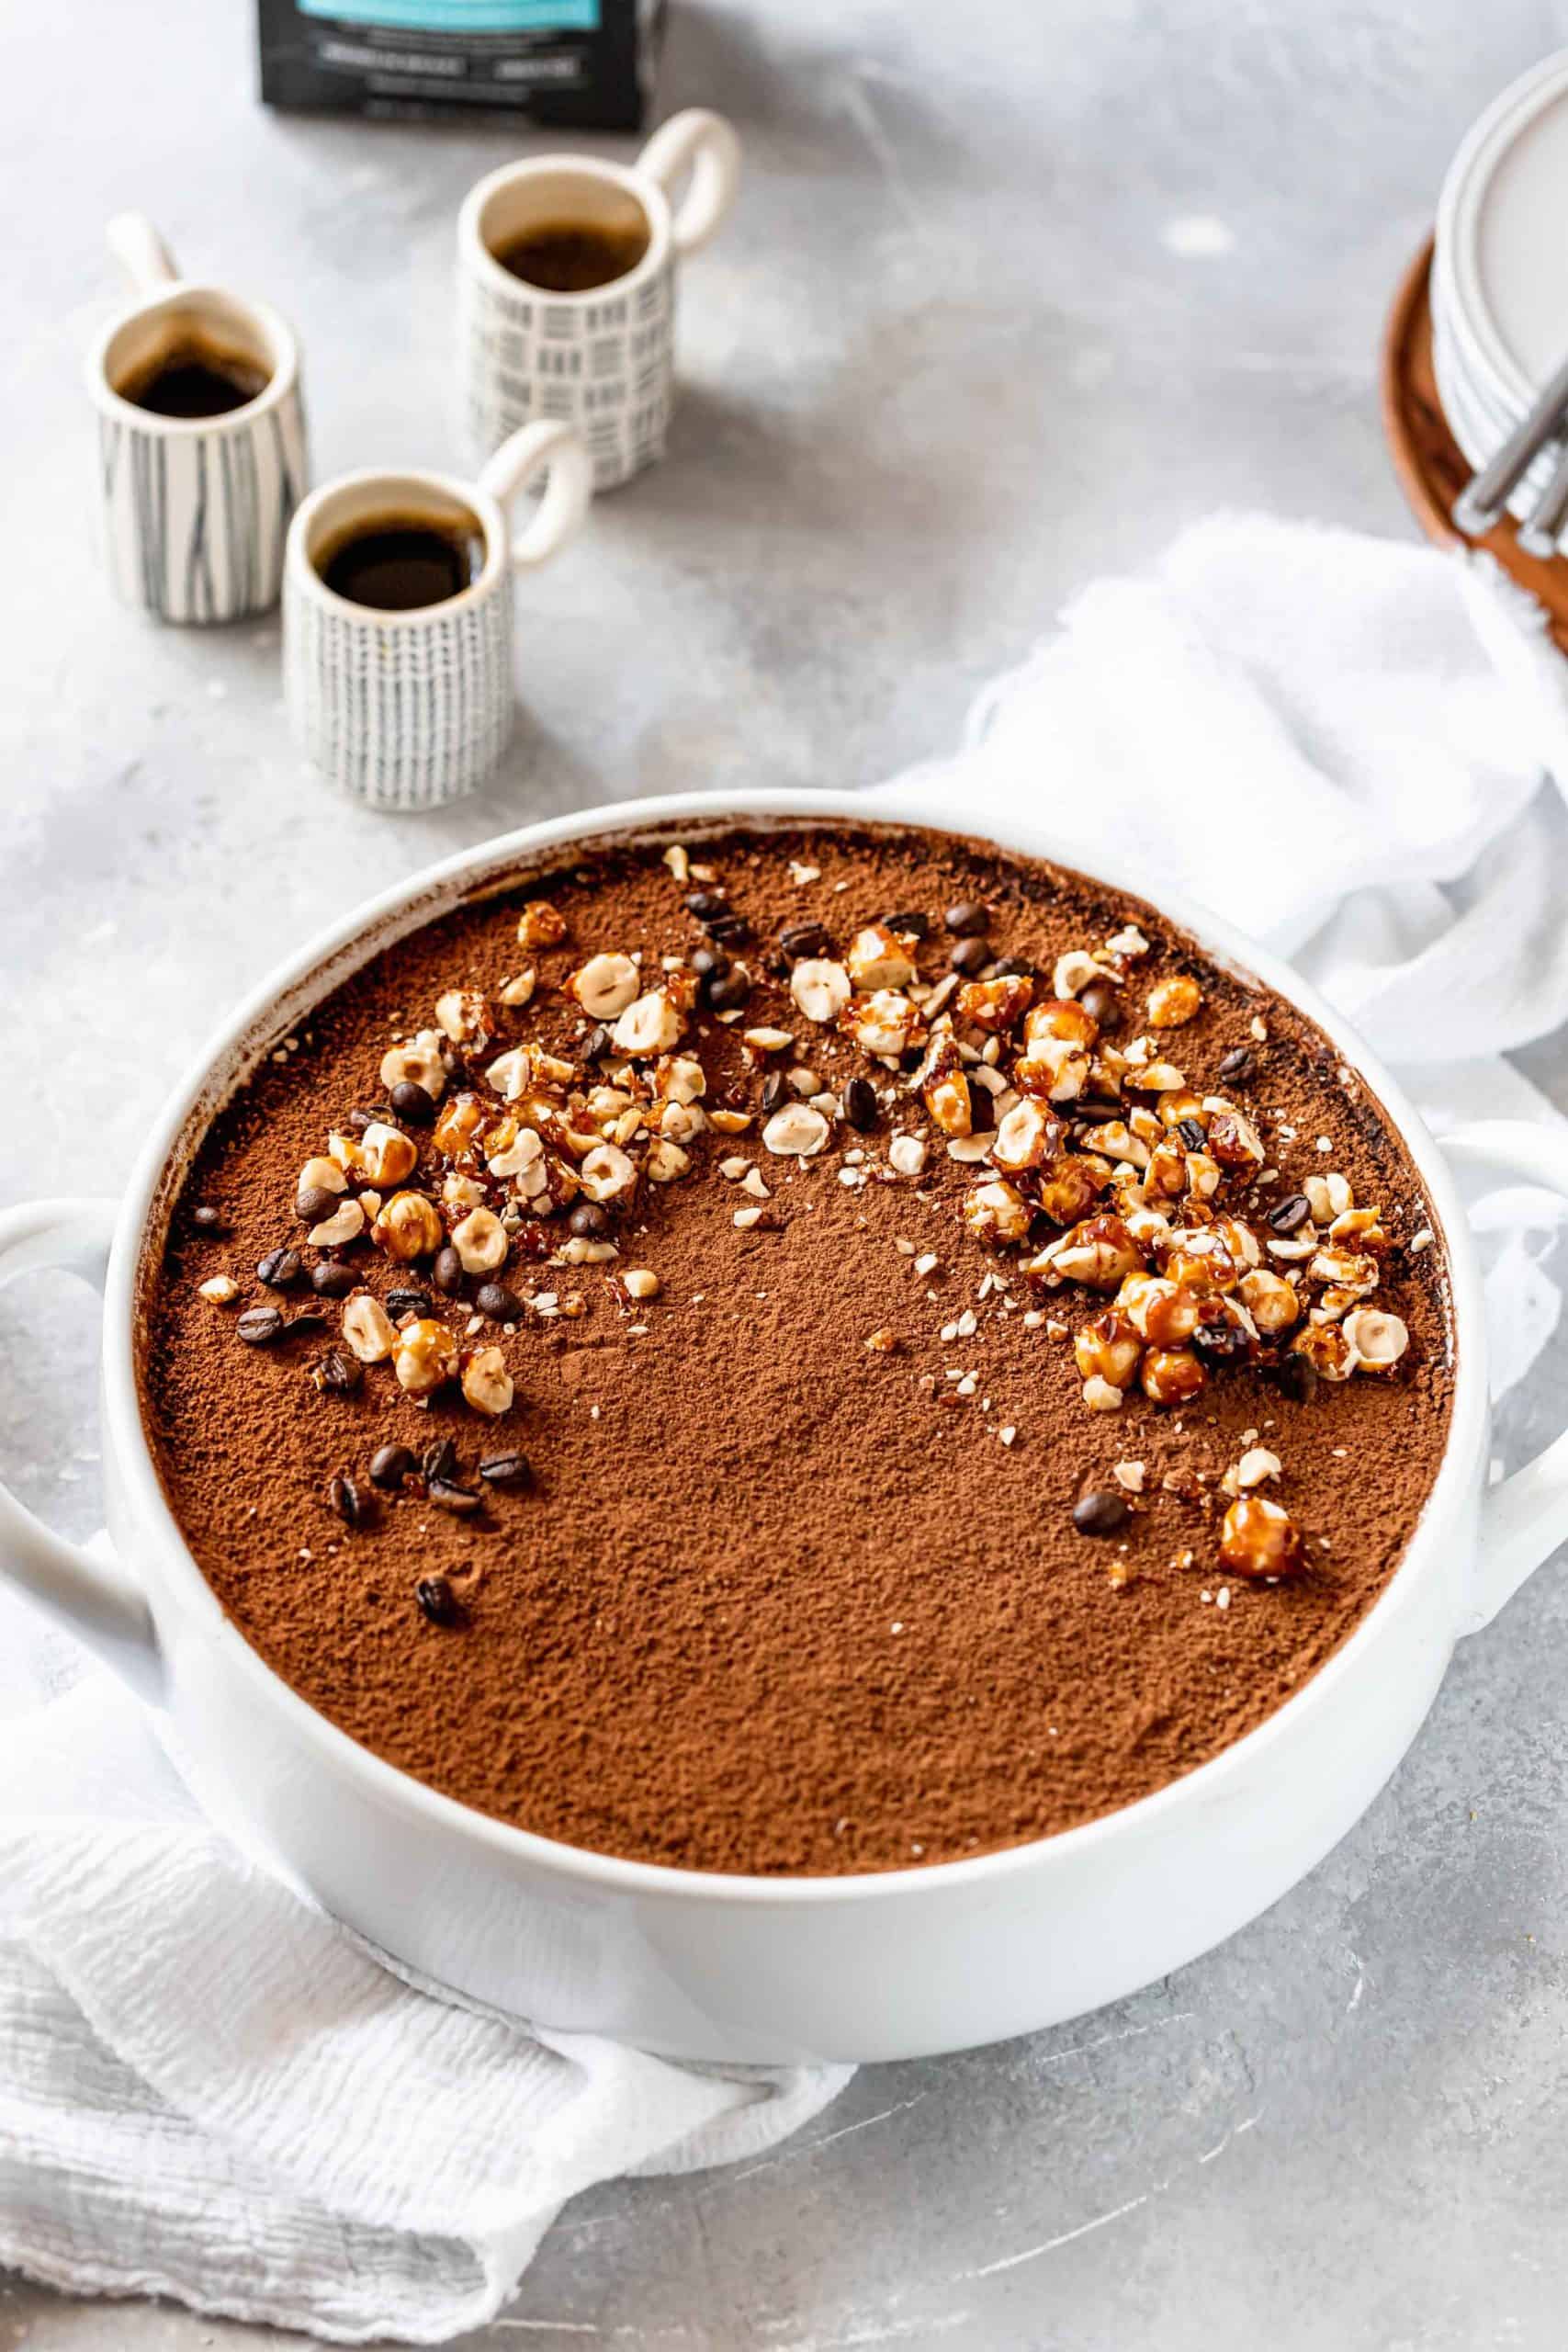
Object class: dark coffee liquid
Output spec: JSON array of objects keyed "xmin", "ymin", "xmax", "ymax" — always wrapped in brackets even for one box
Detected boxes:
[
  {"xmin": 117, "ymin": 339, "xmax": 270, "ymax": 418},
  {"xmin": 316, "ymin": 514, "xmax": 484, "ymax": 612},
  {"xmin": 493, "ymin": 217, "xmax": 649, "ymax": 293}
]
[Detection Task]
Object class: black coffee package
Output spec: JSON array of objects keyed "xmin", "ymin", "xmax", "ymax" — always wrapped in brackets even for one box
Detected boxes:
[{"xmin": 257, "ymin": 1, "xmax": 665, "ymax": 130}]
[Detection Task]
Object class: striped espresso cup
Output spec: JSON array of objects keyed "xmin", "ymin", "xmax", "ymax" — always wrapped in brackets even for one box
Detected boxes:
[
  {"xmin": 87, "ymin": 213, "xmax": 309, "ymax": 624},
  {"xmin": 283, "ymin": 421, "xmax": 592, "ymax": 812}
]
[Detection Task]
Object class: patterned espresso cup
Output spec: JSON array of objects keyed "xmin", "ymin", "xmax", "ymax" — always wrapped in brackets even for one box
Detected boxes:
[
  {"xmin": 87, "ymin": 213, "xmax": 309, "ymax": 623},
  {"xmin": 283, "ymin": 420, "xmax": 592, "ymax": 812},
  {"xmin": 457, "ymin": 107, "xmax": 741, "ymax": 492}
]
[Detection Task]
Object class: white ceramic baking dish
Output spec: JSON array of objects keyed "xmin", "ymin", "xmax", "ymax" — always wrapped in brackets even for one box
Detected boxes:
[{"xmin": 2, "ymin": 790, "xmax": 1564, "ymax": 2064}]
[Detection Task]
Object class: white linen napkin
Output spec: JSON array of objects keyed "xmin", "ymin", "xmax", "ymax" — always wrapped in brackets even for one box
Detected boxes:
[{"xmin": 6, "ymin": 512, "xmax": 1568, "ymax": 2345}]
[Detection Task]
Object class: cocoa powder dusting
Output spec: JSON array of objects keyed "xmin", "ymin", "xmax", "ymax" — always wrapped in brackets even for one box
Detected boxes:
[{"xmin": 141, "ymin": 825, "xmax": 1454, "ymax": 1875}]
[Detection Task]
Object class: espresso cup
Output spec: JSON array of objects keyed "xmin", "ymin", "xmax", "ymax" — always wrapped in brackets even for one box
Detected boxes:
[
  {"xmin": 457, "ymin": 107, "xmax": 741, "ymax": 492},
  {"xmin": 87, "ymin": 214, "xmax": 309, "ymax": 624},
  {"xmin": 283, "ymin": 420, "xmax": 592, "ymax": 812}
]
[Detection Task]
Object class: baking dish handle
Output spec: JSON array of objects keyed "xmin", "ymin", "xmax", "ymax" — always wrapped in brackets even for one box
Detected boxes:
[
  {"xmin": 1441, "ymin": 1122, "xmax": 1568, "ymax": 1634},
  {"xmin": 0, "ymin": 1199, "xmax": 163, "ymax": 1697}
]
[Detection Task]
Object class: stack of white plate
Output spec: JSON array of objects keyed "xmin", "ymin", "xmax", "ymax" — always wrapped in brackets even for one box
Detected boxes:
[{"xmin": 1434, "ymin": 47, "xmax": 1568, "ymax": 537}]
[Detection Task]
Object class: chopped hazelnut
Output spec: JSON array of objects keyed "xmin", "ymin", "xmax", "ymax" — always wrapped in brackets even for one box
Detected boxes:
[
  {"xmin": 451, "ymin": 1206, "xmax": 508, "ymax": 1275},
  {"xmin": 342, "ymin": 1292, "xmax": 396, "ymax": 1363},
  {"xmin": 392, "ymin": 1316, "xmax": 459, "ymax": 1396},
  {"xmin": 1220, "ymin": 1495, "xmax": 1303, "ymax": 1577},
  {"xmin": 762, "ymin": 1103, "xmax": 830, "ymax": 1157},
  {"xmin": 461, "ymin": 1344, "xmax": 513, "ymax": 1417},
  {"xmin": 1342, "ymin": 1306, "xmax": 1409, "ymax": 1371},
  {"xmin": 964, "ymin": 1179, "xmax": 1032, "ymax": 1247},
  {"xmin": 498, "ymin": 967, "xmax": 536, "ymax": 1009},
  {"xmin": 371, "ymin": 1191, "xmax": 444, "ymax": 1261},
  {"xmin": 1146, "ymin": 974, "xmax": 1201, "ymax": 1028},
  {"xmin": 378, "ymin": 1032, "xmax": 447, "ymax": 1101},
  {"xmin": 309, "ymin": 1198, "xmax": 366, "ymax": 1249},
  {"xmin": 578, "ymin": 1143, "xmax": 637, "ymax": 1204},
  {"xmin": 358, "ymin": 1122, "xmax": 418, "ymax": 1188},
  {"xmin": 612, "ymin": 990, "xmax": 684, "ymax": 1057},
  {"xmin": 198, "ymin": 1274, "xmax": 240, "ymax": 1305},
  {"xmin": 1141, "ymin": 1347, "xmax": 1207, "ymax": 1407},
  {"xmin": 846, "ymin": 924, "xmax": 917, "ymax": 990},
  {"xmin": 790, "ymin": 959, "xmax": 852, "ymax": 1024},
  {"xmin": 622, "ymin": 1268, "xmax": 660, "ymax": 1300},
  {"xmin": 434, "ymin": 988, "xmax": 488, "ymax": 1045},
  {"xmin": 517, "ymin": 901, "xmax": 568, "ymax": 950},
  {"xmin": 573, "ymin": 952, "xmax": 639, "ymax": 1021}
]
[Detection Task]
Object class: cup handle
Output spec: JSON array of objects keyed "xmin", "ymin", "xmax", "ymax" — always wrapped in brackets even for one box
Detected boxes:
[
  {"xmin": 107, "ymin": 211, "xmax": 180, "ymax": 297},
  {"xmin": 1441, "ymin": 1121, "xmax": 1568, "ymax": 1633},
  {"xmin": 0, "ymin": 1200, "xmax": 162, "ymax": 1697},
  {"xmin": 479, "ymin": 421, "xmax": 593, "ymax": 570},
  {"xmin": 637, "ymin": 107, "xmax": 741, "ymax": 256}
]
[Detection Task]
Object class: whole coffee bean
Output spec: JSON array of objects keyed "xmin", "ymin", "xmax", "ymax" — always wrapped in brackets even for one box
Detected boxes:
[
  {"xmin": 570, "ymin": 1202, "xmax": 611, "ymax": 1238},
  {"xmin": 192, "ymin": 1203, "xmax": 228, "ymax": 1234},
  {"xmin": 296, "ymin": 1183, "xmax": 339, "ymax": 1227},
  {"xmin": 432, "ymin": 1247, "xmax": 464, "ymax": 1297},
  {"xmin": 882, "ymin": 910, "xmax": 930, "ymax": 940},
  {"xmin": 703, "ymin": 910, "xmax": 750, "ymax": 944},
  {"xmin": 415, "ymin": 1575, "xmax": 461, "ymax": 1628},
  {"xmin": 706, "ymin": 967, "xmax": 751, "ymax": 1011},
  {"xmin": 328, "ymin": 1472, "xmax": 367, "ymax": 1528},
  {"xmin": 236, "ymin": 1306, "xmax": 285, "ymax": 1347},
  {"xmin": 943, "ymin": 901, "xmax": 991, "ymax": 937},
  {"xmin": 429, "ymin": 1477, "xmax": 480, "ymax": 1517},
  {"xmin": 1273, "ymin": 1352, "xmax": 1320, "ymax": 1405},
  {"xmin": 684, "ymin": 889, "xmax": 727, "ymax": 919},
  {"xmin": 990, "ymin": 956, "xmax": 1037, "ymax": 979},
  {"xmin": 386, "ymin": 1285, "xmax": 434, "ymax": 1321},
  {"xmin": 778, "ymin": 922, "xmax": 835, "ymax": 959},
  {"xmin": 581, "ymin": 1024, "xmax": 612, "ymax": 1059},
  {"xmin": 423, "ymin": 1437, "xmax": 459, "ymax": 1484},
  {"xmin": 320, "ymin": 1348, "xmax": 363, "ymax": 1395},
  {"xmin": 345, "ymin": 1109, "xmax": 377, "ymax": 1134},
  {"xmin": 311, "ymin": 1261, "xmax": 356, "ymax": 1299},
  {"xmin": 287, "ymin": 1308, "xmax": 328, "ymax": 1338},
  {"xmin": 1176, "ymin": 1118, "xmax": 1206, "ymax": 1152},
  {"xmin": 257, "ymin": 1247, "xmax": 302, "ymax": 1290},
  {"xmin": 479, "ymin": 1451, "xmax": 533, "ymax": 1488},
  {"xmin": 476, "ymin": 1281, "xmax": 525, "ymax": 1323},
  {"xmin": 1268, "ymin": 1193, "xmax": 1312, "ymax": 1236},
  {"xmin": 948, "ymin": 936, "xmax": 990, "ymax": 976},
  {"xmin": 1072, "ymin": 1490, "xmax": 1130, "ymax": 1538},
  {"xmin": 1079, "ymin": 981, "xmax": 1120, "ymax": 1028},
  {"xmin": 1218, "ymin": 1046, "xmax": 1257, "ymax": 1085},
  {"xmin": 691, "ymin": 949, "xmax": 730, "ymax": 992},
  {"xmin": 369, "ymin": 1442, "xmax": 415, "ymax": 1491},
  {"xmin": 760, "ymin": 1071, "xmax": 785, "ymax": 1115},
  {"xmin": 843, "ymin": 1075, "xmax": 879, "ymax": 1132},
  {"xmin": 389, "ymin": 1080, "xmax": 435, "ymax": 1126}
]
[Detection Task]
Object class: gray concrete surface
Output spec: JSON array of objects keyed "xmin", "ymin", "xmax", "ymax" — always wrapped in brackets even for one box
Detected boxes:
[{"xmin": 6, "ymin": 0, "xmax": 1568, "ymax": 2344}]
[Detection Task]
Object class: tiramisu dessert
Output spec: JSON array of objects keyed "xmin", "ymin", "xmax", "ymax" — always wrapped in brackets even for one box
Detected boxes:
[{"xmin": 145, "ymin": 823, "xmax": 1453, "ymax": 1875}]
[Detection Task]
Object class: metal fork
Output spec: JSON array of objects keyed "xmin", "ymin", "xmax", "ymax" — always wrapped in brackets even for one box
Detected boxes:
[{"xmin": 1451, "ymin": 345, "xmax": 1568, "ymax": 543}]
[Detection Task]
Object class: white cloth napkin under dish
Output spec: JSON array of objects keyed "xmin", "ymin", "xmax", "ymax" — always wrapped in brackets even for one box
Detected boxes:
[{"xmin": 8, "ymin": 512, "xmax": 1568, "ymax": 2345}]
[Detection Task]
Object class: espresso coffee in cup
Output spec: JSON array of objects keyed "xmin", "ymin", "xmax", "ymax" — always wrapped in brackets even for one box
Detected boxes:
[
  {"xmin": 313, "ymin": 511, "xmax": 486, "ymax": 612},
  {"xmin": 492, "ymin": 214, "xmax": 651, "ymax": 294},
  {"xmin": 115, "ymin": 335, "xmax": 272, "ymax": 419}
]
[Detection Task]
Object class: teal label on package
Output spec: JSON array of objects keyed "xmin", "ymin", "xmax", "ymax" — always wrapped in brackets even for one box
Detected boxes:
[{"xmin": 298, "ymin": 0, "xmax": 601, "ymax": 28}]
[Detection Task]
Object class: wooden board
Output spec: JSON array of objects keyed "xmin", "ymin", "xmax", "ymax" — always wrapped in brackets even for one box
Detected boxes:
[{"xmin": 1381, "ymin": 234, "xmax": 1568, "ymax": 656}]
